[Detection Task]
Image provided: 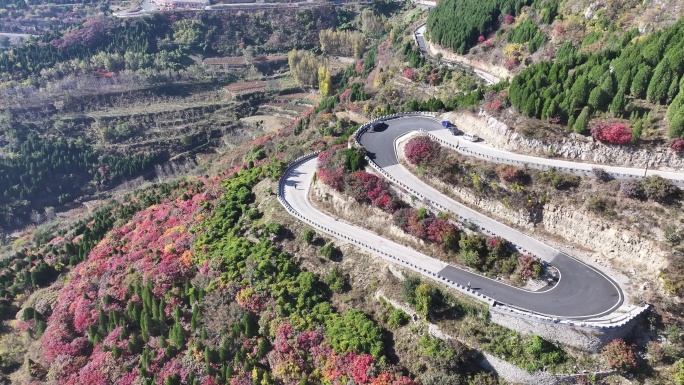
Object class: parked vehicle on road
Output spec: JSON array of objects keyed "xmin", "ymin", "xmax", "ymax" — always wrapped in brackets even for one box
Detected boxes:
[
  {"xmin": 370, "ymin": 122, "xmax": 387, "ymax": 131},
  {"xmin": 463, "ymin": 133, "xmax": 479, "ymax": 142}
]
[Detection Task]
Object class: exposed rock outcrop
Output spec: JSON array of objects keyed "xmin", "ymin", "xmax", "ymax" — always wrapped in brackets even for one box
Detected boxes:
[{"xmin": 446, "ymin": 111, "xmax": 684, "ymax": 171}]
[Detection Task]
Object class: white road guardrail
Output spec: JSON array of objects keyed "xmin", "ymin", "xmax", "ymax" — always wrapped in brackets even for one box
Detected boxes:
[{"xmin": 277, "ymin": 114, "xmax": 647, "ymax": 330}]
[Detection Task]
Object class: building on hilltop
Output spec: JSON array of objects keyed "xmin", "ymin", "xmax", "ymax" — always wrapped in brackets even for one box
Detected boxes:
[
  {"xmin": 202, "ymin": 56, "xmax": 247, "ymax": 72},
  {"xmin": 202, "ymin": 55, "xmax": 287, "ymax": 73}
]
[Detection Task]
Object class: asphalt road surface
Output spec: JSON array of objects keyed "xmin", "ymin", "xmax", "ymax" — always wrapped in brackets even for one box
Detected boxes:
[
  {"xmin": 385, "ymin": 116, "xmax": 684, "ymax": 183},
  {"xmin": 414, "ymin": 25, "xmax": 501, "ymax": 85},
  {"xmin": 280, "ymin": 116, "xmax": 630, "ymax": 319}
]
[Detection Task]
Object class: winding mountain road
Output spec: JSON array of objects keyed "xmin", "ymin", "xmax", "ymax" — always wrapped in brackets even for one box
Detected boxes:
[
  {"xmin": 426, "ymin": 125, "xmax": 684, "ymax": 185},
  {"xmin": 414, "ymin": 24, "xmax": 501, "ymax": 85},
  {"xmin": 279, "ymin": 115, "xmax": 636, "ymax": 320}
]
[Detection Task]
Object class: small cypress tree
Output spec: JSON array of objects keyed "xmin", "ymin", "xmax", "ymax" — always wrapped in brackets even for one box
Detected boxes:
[
  {"xmin": 609, "ymin": 90, "xmax": 627, "ymax": 116},
  {"xmin": 574, "ymin": 106, "xmax": 591, "ymax": 134},
  {"xmin": 191, "ymin": 306, "xmax": 200, "ymax": 332},
  {"xmin": 256, "ymin": 339, "xmax": 269, "ymax": 359},
  {"xmin": 112, "ymin": 345, "xmax": 122, "ymax": 359},
  {"xmin": 219, "ymin": 340, "xmax": 229, "ymax": 362}
]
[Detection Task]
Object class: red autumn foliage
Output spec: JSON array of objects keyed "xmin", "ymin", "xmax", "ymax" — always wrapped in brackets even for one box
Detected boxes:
[
  {"xmin": 236, "ymin": 287, "xmax": 267, "ymax": 312},
  {"xmin": 504, "ymin": 58, "xmax": 518, "ymax": 70},
  {"xmin": 504, "ymin": 14, "xmax": 515, "ymax": 24},
  {"xmin": 672, "ymin": 139, "xmax": 684, "ymax": 152},
  {"xmin": 355, "ymin": 59, "xmax": 365, "ymax": 73},
  {"xmin": 517, "ymin": 255, "xmax": 542, "ymax": 280},
  {"xmin": 478, "ymin": 35, "xmax": 486, "ymax": 44},
  {"xmin": 602, "ymin": 339, "xmax": 637, "ymax": 372},
  {"xmin": 404, "ymin": 136, "xmax": 439, "ymax": 165},
  {"xmin": 268, "ymin": 323, "xmax": 415, "ymax": 385},
  {"xmin": 319, "ymin": 166, "xmax": 345, "ymax": 191},
  {"xmin": 553, "ymin": 23, "xmax": 566, "ymax": 36},
  {"xmin": 50, "ymin": 17, "xmax": 114, "ymax": 50},
  {"xmin": 484, "ymin": 98, "xmax": 503, "ymax": 113},
  {"xmin": 427, "ymin": 70, "xmax": 442, "ymax": 86},
  {"xmin": 318, "ymin": 148, "xmax": 402, "ymax": 214},
  {"xmin": 426, "ymin": 218, "xmax": 459, "ymax": 245},
  {"xmin": 403, "ymin": 67, "xmax": 417, "ymax": 81},
  {"xmin": 41, "ymin": 193, "xmax": 210, "ymax": 382},
  {"xmin": 393, "ymin": 208, "xmax": 460, "ymax": 250},
  {"xmin": 591, "ymin": 122, "xmax": 632, "ymax": 145},
  {"xmin": 496, "ymin": 165, "xmax": 524, "ymax": 182},
  {"xmin": 317, "ymin": 150, "xmax": 346, "ymax": 191},
  {"xmin": 344, "ymin": 171, "xmax": 401, "ymax": 213},
  {"xmin": 339, "ymin": 88, "xmax": 352, "ymax": 104}
]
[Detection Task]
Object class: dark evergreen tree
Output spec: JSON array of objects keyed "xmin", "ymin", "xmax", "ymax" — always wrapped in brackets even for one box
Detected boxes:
[{"xmin": 574, "ymin": 107, "xmax": 591, "ymax": 135}]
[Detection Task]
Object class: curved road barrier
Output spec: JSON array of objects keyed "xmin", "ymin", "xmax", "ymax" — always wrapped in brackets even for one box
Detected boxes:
[
  {"xmin": 407, "ymin": 116, "xmax": 684, "ymax": 186},
  {"xmin": 276, "ymin": 113, "xmax": 660, "ymax": 328}
]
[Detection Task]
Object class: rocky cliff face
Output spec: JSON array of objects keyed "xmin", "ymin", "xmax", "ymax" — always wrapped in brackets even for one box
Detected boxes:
[
  {"xmin": 446, "ymin": 111, "xmax": 684, "ymax": 171},
  {"xmin": 396, "ymin": 131, "xmax": 669, "ymax": 282},
  {"xmin": 444, "ymin": 177, "xmax": 668, "ymax": 277},
  {"xmin": 426, "ymin": 40, "xmax": 512, "ymax": 81}
]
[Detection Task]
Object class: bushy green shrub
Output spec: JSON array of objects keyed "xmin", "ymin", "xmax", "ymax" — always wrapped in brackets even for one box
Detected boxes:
[
  {"xmin": 302, "ymin": 229, "xmax": 316, "ymax": 244},
  {"xmin": 640, "ymin": 175, "xmax": 679, "ymax": 202},
  {"xmin": 387, "ymin": 308, "xmax": 411, "ymax": 328},
  {"xmin": 262, "ymin": 221, "xmax": 283, "ymax": 237},
  {"xmin": 326, "ymin": 266, "xmax": 346, "ymax": 293},
  {"xmin": 401, "ymin": 275, "xmax": 422, "ymax": 305},
  {"xmin": 325, "ymin": 310, "xmax": 384, "ymax": 358},
  {"xmin": 320, "ymin": 243, "xmax": 340, "ymax": 259}
]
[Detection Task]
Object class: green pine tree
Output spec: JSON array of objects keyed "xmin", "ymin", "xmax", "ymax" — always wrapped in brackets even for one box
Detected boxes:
[
  {"xmin": 609, "ymin": 90, "xmax": 627, "ymax": 116},
  {"xmin": 632, "ymin": 120, "xmax": 643, "ymax": 143},
  {"xmin": 667, "ymin": 91, "xmax": 684, "ymax": 121},
  {"xmin": 588, "ymin": 86, "xmax": 606, "ymax": 111},
  {"xmin": 573, "ymin": 107, "xmax": 591, "ymax": 135},
  {"xmin": 647, "ymin": 61, "xmax": 673, "ymax": 104},
  {"xmin": 570, "ymin": 75, "xmax": 591, "ymax": 106},
  {"xmin": 191, "ymin": 306, "xmax": 199, "ymax": 332},
  {"xmin": 667, "ymin": 76, "xmax": 680, "ymax": 104},
  {"xmin": 630, "ymin": 65, "xmax": 652, "ymax": 97},
  {"xmin": 669, "ymin": 110, "xmax": 684, "ymax": 138}
]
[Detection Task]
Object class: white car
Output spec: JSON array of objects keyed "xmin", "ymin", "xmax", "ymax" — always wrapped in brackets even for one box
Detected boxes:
[{"xmin": 463, "ymin": 133, "xmax": 479, "ymax": 142}]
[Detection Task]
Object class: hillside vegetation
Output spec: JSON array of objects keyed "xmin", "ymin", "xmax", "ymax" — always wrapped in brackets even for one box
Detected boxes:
[
  {"xmin": 510, "ymin": 18, "xmax": 684, "ymax": 137},
  {"xmin": 426, "ymin": 0, "xmax": 560, "ymax": 54},
  {"xmin": 3, "ymin": 1, "xmax": 684, "ymax": 384}
]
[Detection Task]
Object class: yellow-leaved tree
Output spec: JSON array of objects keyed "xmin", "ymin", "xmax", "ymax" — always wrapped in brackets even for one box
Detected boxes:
[
  {"xmin": 288, "ymin": 50, "xmax": 327, "ymax": 88},
  {"xmin": 318, "ymin": 66, "xmax": 331, "ymax": 96}
]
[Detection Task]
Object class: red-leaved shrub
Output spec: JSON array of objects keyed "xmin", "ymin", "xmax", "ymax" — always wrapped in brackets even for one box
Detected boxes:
[
  {"xmin": 672, "ymin": 139, "xmax": 684, "ymax": 152},
  {"xmin": 403, "ymin": 68, "xmax": 417, "ymax": 81},
  {"xmin": 518, "ymin": 255, "xmax": 542, "ymax": 280},
  {"xmin": 404, "ymin": 136, "xmax": 439, "ymax": 165},
  {"xmin": 591, "ymin": 122, "xmax": 632, "ymax": 145},
  {"xmin": 602, "ymin": 339, "xmax": 636, "ymax": 372},
  {"xmin": 504, "ymin": 14, "xmax": 515, "ymax": 24},
  {"xmin": 496, "ymin": 165, "xmax": 524, "ymax": 182},
  {"xmin": 504, "ymin": 59, "xmax": 518, "ymax": 70},
  {"xmin": 482, "ymin": 38, "xmax": 495, "ymax": 49},
  {"xmin": 355, "ymin": 59, "xmax": 364, "ymax": 73},
  {"xmin": 484, "ymin": 98, "xmax": 503, "ymax": 113},
  {"xmin": 339, "ymin": 88, "xmax": 351, "ymax": 104}
]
